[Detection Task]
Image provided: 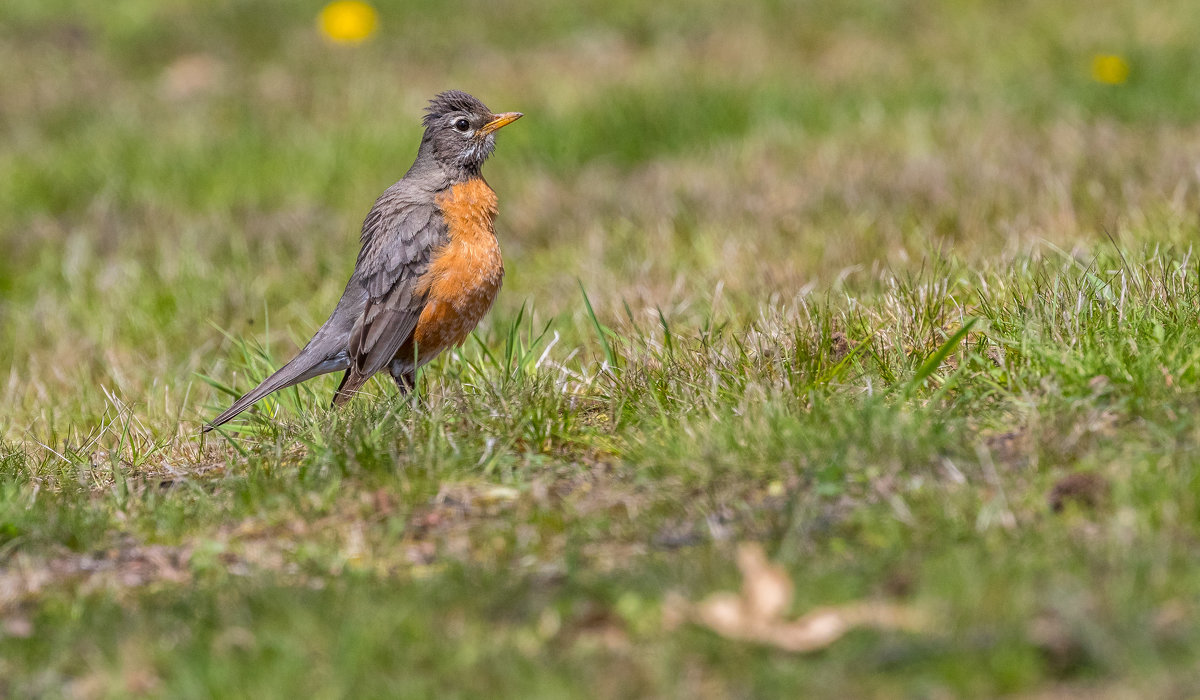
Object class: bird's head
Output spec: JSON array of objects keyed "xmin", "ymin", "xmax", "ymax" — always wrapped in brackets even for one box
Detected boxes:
[{"xmin": 420, "ymin": 90, "xmax": 522, "ymax": 175}]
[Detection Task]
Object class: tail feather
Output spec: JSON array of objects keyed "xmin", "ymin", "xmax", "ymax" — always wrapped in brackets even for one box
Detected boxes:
[
  {"xmin": 330, "ymin": 369, "xmax": 369, "ymax": 407},
  {"xmin": 205, "ymin": 343, "xmax": 348, "ymax": 432}
]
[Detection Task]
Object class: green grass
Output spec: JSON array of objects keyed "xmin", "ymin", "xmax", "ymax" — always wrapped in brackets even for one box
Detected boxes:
[{"xmin": 4, "ymin": 0, "xmax": 1200, "ymax": 696}]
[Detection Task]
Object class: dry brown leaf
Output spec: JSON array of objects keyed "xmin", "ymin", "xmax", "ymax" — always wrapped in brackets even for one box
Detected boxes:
[
  {"xmin": 687, "ymin": 543, "xmax": 927, "ymax": 653},
  {"xmin": 736, "ymin": 543, "xmax": 793, "ymax": 620},
  {"xmin": 695, "ymin": 593, "xmax": 748, "ymax": 636},
  {"xmin": 759, "ymin": 607, "xmax": 848, "ymax": 653}
]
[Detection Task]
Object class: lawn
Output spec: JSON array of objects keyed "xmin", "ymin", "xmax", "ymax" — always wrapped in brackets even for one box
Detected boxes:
[{"xmin": 3, "ymin": 0, "xmax": 1200, "ymax": 696}]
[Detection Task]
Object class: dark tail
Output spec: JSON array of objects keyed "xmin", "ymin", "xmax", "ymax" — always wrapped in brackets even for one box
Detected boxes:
[
  {"xmin": 330, "ymin": 369, "xmax": 369, "ymax": 407},
  {"xmin": 205, "ymin": 339, "xmax": 348, "ymax": 432}
]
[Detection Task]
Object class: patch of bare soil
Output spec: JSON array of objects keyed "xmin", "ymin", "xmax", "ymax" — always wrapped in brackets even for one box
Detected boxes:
[
  {"xmin": 0, "ymin": 462, "xmax": 664, "ymax": 617},
  {"xmin": 0, "ymin": 541, "xmax": 191, "ymax": 615}
]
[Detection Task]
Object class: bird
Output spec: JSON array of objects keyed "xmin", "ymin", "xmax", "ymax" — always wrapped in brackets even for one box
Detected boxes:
[{"xmin": 205, "ymin": 90, "xmax": 522, "ymax": 432}]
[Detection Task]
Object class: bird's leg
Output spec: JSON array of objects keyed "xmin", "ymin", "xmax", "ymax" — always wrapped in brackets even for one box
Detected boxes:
[
  {"xmin": 390, "ymin": 341, "xmax": 420, "ymax": 402},
  {"xmin": 391, "ymin": 368, "xmax": 416, "ymax": 395}
]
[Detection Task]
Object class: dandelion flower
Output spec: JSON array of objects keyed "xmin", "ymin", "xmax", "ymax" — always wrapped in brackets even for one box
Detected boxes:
[
  {"xmin": 319, "ymin": 1, "xmax": 378, "ymax": 44},
  {"xmin": 1091, "ymin": 54, "xmax": 1130, "ymax": 85}
]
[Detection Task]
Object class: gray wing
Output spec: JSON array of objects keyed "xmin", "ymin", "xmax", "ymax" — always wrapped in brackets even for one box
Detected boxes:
[{"xmin": 346, "ymin": 192, "xmax": 448, "ymax": 380}]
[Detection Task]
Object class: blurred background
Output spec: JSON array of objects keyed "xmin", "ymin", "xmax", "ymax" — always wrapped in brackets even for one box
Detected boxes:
[{"xmin": 1, "ymin": 0, "xmax": 1198, "ymax": 435}]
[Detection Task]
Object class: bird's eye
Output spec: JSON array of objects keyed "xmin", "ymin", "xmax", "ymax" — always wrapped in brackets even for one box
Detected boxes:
[{"xmin": 454, "ymin": 118, "xmax": 471, "ymax": 132}]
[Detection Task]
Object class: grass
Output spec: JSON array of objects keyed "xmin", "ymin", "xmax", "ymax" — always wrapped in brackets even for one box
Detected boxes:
[{"xmin": 3, "ymin": 0, "xmax": 1200, "ymax": 696}]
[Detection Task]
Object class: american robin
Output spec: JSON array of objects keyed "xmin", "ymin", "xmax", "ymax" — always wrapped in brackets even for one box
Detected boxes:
[{"xmin": 205, "ymin": 90, "xmax": 522, "ymax": 431}]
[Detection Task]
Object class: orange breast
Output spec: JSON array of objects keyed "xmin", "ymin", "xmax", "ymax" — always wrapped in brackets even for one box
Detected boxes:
[{"xmin": 411, "ymin": 178, "xmax": 504, "ymax": 360}]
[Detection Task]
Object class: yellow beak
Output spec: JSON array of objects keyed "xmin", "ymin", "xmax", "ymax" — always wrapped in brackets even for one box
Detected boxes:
[{"xmin": 479, "ymin": 111, "xmax": 523, "ymax": 135}]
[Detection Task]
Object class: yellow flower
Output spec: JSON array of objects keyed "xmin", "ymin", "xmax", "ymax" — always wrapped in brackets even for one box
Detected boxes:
[
  {"xmin": 318, "ymin": 1, "xmax": 378, "ymax": 44},
  {"xmin": 1091, "ymin": 54, "xmax": 1130, "ymax": 85}
]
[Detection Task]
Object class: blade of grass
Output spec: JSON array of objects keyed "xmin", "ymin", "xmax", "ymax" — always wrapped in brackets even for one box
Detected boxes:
[
  {"xmin": 579, "ymin": 280, "xmax": 618, "ymax": 369},
  {"xmin": 906, "ymin": 318, "xmax": 978, "ymax": 396}
]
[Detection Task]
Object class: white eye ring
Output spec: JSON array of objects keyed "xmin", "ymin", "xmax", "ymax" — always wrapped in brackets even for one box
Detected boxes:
[{"xmin": 453, "ymin": 118, "xmax": 471, "ymax": 132}]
